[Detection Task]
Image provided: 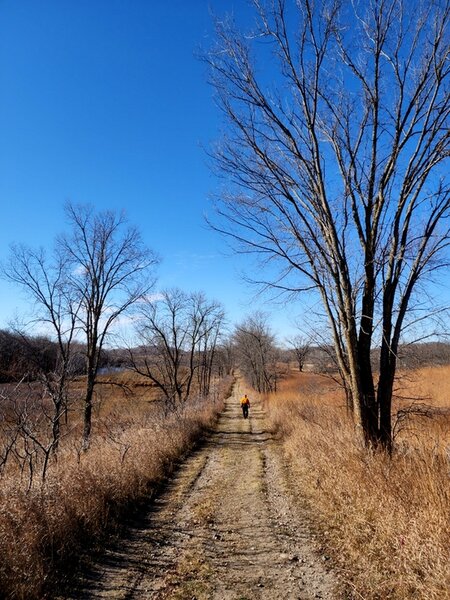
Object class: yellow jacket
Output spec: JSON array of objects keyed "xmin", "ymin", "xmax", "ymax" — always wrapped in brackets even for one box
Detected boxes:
[{"xmin": 240, "ymin": 395, "xmax": 250, "ymax": 406}]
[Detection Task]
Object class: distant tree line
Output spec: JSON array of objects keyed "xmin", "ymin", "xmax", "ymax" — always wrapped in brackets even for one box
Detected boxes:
[{"xmin": 0, "ymin": 330, "xmax": 121, "ymax": 383}]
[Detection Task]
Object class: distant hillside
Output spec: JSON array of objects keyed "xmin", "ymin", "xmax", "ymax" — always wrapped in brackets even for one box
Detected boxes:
[
  {"xmin": 282, "ymin": 342, "xmax": 450, "ymax": 374},
  {"xmin": 395, "ymin": 342, "xmax": 450, "ymax": 369}
]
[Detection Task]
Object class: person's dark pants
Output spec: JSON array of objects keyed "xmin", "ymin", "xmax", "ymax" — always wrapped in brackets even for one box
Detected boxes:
[{"xmin": 242, "ymin": 404, "xmax": 249, "ymax": 419}]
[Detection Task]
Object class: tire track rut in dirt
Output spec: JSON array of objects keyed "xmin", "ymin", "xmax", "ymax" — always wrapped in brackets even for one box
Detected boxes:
[{"xmin": 70, "ymin": 386, "xmax": 339, "ymax": 599}]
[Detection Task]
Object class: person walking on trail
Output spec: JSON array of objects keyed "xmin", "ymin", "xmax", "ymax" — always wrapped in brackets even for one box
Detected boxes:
[{"xmin": 240, "ymin": 394, "xmax": 250, "ymax": 419}]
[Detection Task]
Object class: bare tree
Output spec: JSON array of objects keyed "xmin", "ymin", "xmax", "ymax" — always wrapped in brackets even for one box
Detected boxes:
[
  {"xmin": 195, "ymin": 295, "xmax": 226, "ymax": 398},
  {"xmin": 287, "ymin": 334, "xmax": 312, "ymax": 372},
  {"xmin": 234, "ymin": 312, "xmax": 279, "ymax": 393},
  {"xmin": 206, "ymin": 0, "xmax": 450, "ymax": 450},
  {"xmin": 0, "ymin": 379, "xmax": 67, "ymax": 487},
  {"xmin": 215, "ymin": 338, "xmax": 236, "ymax": 378},
  {"xmin": 59, "ymin": 202, "xmax": 158, "ymax": 449},
  {"xmin": 2, "ymin": 246, "xmax": 82, "ymax": 452},
  {"xmin": 129, "ymin": 289, "xmax": 225, "ymax": 411}
]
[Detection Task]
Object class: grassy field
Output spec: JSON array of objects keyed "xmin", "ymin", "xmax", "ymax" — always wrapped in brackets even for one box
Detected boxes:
[
  {"xmin": 265, "ymin": 366, "xmax": 450, "ymax": 600},
  {"xmin": 1, "ymin": 365, "xmax": 448, "ymax": 599},
  {"xmin": 0, "ymin": 374, "xmax": 232, "ymax": 600}
]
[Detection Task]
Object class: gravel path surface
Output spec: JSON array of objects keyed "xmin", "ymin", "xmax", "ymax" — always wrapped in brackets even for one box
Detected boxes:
[{"xmin": 69, "ymin": 384, "xmax": 340, "ymax": 599}]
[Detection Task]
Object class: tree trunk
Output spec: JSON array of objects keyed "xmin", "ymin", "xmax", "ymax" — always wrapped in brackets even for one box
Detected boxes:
[
  {"xmin": 358, "ymin": 347, "xmax": 379, "ymax": 447},
  {"xmin": 377, "ymin": 342, "xmax": 396, "ymax": 453},
  {"xmin": 377, "ymin": 375, "xmax": 394, "ymax": 453},
  {"xmin": 82, "ymin": 367, "xmax": 95, "ymax": 450},
  {"xmin": 52, "ymin": 397, "xmax": 62, "ymax": 454}
]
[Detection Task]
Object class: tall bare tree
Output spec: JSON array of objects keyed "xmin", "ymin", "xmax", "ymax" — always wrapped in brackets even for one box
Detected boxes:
[
  {"xmin": 206, "ymin": 0, "xmax": 450, "ymax": 449},
  {"xmin": 59, "ymin": 202, "xmax": 158, "ymax": 448}
]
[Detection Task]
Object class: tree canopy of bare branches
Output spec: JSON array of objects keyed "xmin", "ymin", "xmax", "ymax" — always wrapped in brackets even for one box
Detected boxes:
[
  {"xmin": 2, "ymin": 245, "xmax": 83, "ymax": 451},
  {"xmin": 287, "ymin": 334, "xmax": 312, "ymax": 372},
  {"xmin": 129, "ymin": 289, "xmax": 225, "ymax": 411},
  {"xmin": 206, "ymin": 0, "xmax": 450, "ymax": 449},
  {"xmin": 234, "ymin": 312, "xmax": 279, "ymax": 393},
  {"xmin": 59, "ymin": 202, "xmax": 159, "ymax": 448}
]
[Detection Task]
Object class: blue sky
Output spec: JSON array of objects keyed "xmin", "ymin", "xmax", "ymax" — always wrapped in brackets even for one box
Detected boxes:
[{"xmin": 0, "ymin": 0, "xmax": 305, "ymax": 342}]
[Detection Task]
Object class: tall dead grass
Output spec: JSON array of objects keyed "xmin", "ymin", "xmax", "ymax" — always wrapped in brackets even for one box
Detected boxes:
[
  {"xmin": 0, "ymin": 377, "xmax": 232, "ymax": 599},
  {"xmin": 266, "ymin": 368, "xmax": 450, "ymax": 600}
]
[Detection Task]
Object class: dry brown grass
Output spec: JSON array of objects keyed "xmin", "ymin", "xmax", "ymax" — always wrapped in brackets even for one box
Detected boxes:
[
  {"xmin": 266, "ymin": 367, "xmax": 450, "ymax": 600},
  {"xmin": 0, "ymin": 374, "xmax": 232, "ymax": 600}
]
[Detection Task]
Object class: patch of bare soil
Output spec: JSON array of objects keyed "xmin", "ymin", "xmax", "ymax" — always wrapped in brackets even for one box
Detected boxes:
[{"xmin": 67, "ymin": 385, "xmax": 340, "ymax": 599}]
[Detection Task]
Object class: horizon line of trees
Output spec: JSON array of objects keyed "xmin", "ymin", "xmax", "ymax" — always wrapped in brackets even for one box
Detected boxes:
[{"xmin": 2, "ymin": 324, "xmax": 449, "ymax": 386}]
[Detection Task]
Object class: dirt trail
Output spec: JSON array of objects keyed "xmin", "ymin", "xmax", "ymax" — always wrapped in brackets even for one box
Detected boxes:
[{"xmin": 70, "ymin": 386, "xmax": 339, "ymax": 599}]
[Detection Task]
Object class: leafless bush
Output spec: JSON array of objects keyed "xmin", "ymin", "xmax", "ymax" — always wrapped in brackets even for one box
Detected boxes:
[{"xmin": 0, "ymin": 379, "xmax": 73, "ymax": 488}]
